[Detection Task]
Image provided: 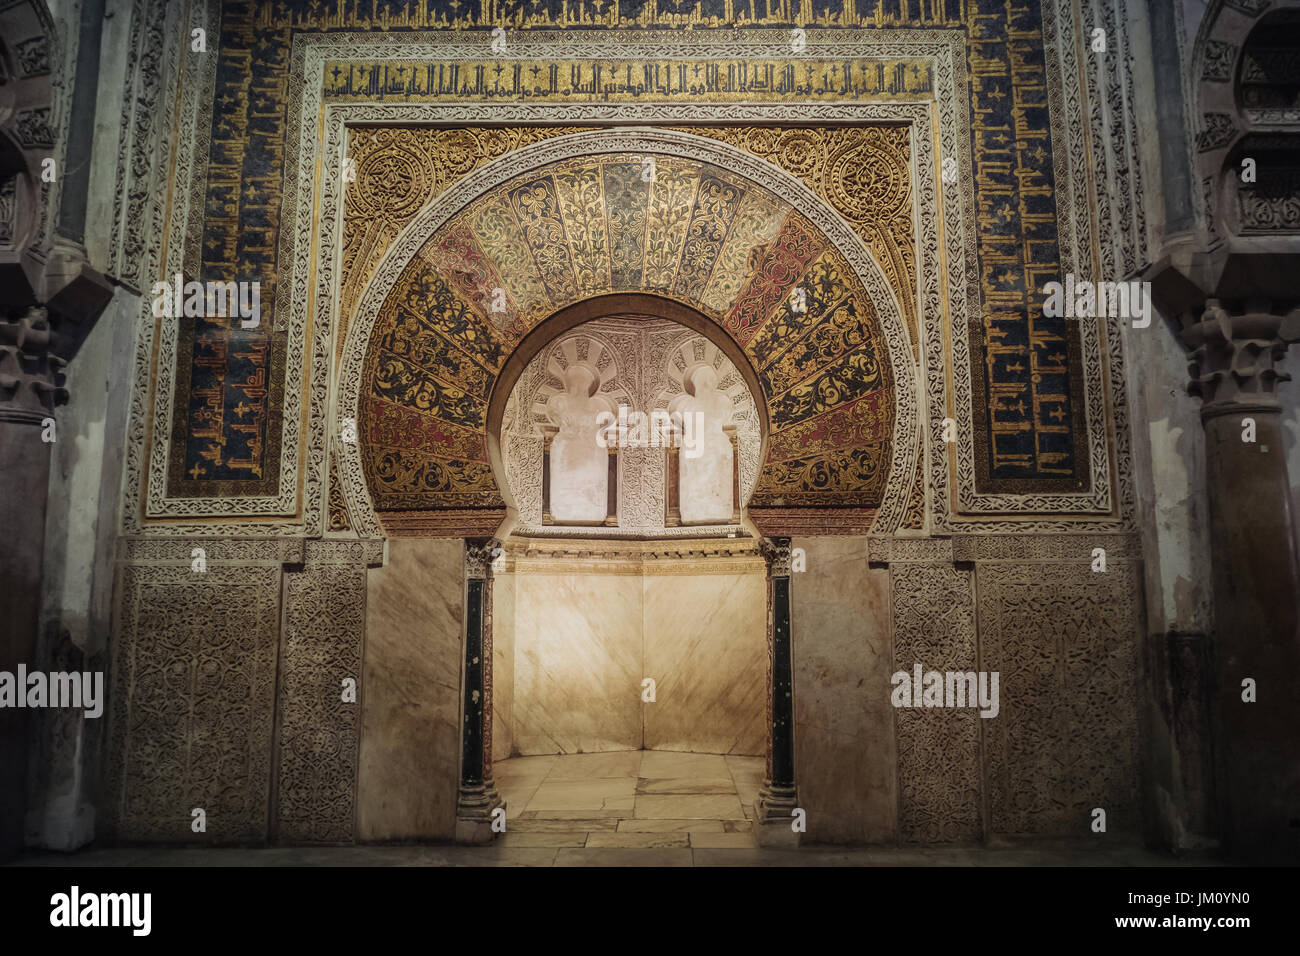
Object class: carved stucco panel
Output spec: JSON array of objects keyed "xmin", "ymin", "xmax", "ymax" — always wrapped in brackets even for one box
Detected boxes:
[
  {"xmin": 891, "ymin": 562, "xmax": 984, "ymax": 843},
  {"xmin": 105, "ymin": 564, "xmax": 280, "ymax": 843},
  {"xmin": 978, "ymin": 560, "xmax": 1143, "ymax": 836},
  {"xmin": 276, "ymin": 561, "xmax": 367, "ymax": 843}
]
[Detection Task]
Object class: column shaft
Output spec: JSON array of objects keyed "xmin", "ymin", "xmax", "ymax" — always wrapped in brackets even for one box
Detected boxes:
[
  {"xmin": 1183, "ymin": 302, "xmax": 1300, "ymax": 861},
  {"xmin": 455, "ymin": 540, "xmax": 502, "ymax": 844},
  {"xmin": 755, "ymin": 537, "xmax": 799, "ymax": 846},
  {"xmin": 0, "ymin": 422, "xmax": 52, "ymax": 858},
  {"xmin": 1203, "ymin": 408, "xmax": 1300, "ymax": 860},
  {"xmin": 0, "ymin": 307, "xmax": 62, "ymax": 861}
]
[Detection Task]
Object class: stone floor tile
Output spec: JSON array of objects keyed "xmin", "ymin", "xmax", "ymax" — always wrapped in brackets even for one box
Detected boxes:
[{"xmin": 553, "ymin": 847, "xmax": 693, "ymax": 867}]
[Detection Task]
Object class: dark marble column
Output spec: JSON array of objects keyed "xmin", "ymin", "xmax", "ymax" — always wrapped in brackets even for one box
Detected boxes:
[
  {"xmin": 455, "ymin": 539, "xmax": 503, "ymax": 844},
  {"xmin": 0, "ymin": 307, "xmax": 65, "ymax": 859},
  {"xmin": 755, "ymin": 537, "xmax": 800, "ymax": 847},
  {"xmin": 1182, "ymin": 299, "xmax": 1300, "ymax": 861}
]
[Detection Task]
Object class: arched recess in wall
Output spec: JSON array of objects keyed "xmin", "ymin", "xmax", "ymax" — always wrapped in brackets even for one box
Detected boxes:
[
  {"xmin": 0, "ymin": 0, "xmax": 57, "ymax": 267},
  {"xmin": 1193, "ymin": 0, "xmax": 1300, "ymax": 243},
  {"xmin": 335, "ymin": 129, "xmax": 919, "ymax": 539},
  {"xmin": 487, "ymin": 294, "xmax": 769, "ymax": 536}
]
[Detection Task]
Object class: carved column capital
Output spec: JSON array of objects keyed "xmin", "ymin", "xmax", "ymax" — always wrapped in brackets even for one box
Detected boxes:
[
  {"xmin": 1181, "ymin": 299, "xmax": 1300, "ymax": 418},
  {"xmin": 0, "ymin": 306, "xmax": 67, "ymax": 425},
  {"xmin": 759, "ymin": 536, "xmax": 793, "ymax": 577},
  {"xmin": 464, "ymin": 537, "xmax": 495, "ymax": 579}
]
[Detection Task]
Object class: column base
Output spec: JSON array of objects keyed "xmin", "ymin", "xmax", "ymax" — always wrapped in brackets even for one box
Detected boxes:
[
  {"xmin": 454, "ymin": 782, "xmax": 504, "ymax": 845},
  {"xmin": 752, "ymin": 784, "xmax": 801, "ymax": 848},
  {"xmin": 28, "ymin": 795, "xmax": 95, "ymax": 852}
]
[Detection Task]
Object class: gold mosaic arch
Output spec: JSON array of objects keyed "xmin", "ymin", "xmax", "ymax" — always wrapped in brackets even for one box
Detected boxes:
[{"xmin": 337, "ymin": 128, "xmax": 918, "ymax": 538}]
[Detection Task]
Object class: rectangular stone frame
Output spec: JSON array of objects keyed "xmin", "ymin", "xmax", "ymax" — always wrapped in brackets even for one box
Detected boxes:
[{"xmin": 120, "ymin": 16, "xmax": 1135, "ymax": 542}]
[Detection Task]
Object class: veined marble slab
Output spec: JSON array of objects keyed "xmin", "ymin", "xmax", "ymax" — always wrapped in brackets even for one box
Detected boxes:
[
  {"xmin": 358, "ymin": 538, "xmax": 462, "ymax": 841},
  {"xmin": 501, "ymin": 565, "xmax": 767, "ymax": 757},
  {"xmin": 512, "ymin": 572, "xmax": 643, "ymax": 754},
  {"xmin": 642, "ymin": 574, "xmax": 766, "ymax": 755},
  {"xmin": 791, "ymin": 536, "xmax": 898, "ymax": 844}
]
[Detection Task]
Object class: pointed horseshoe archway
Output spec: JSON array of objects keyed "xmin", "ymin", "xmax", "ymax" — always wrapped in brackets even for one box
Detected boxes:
[{"xmin": 335, "ymin": 129, "xmax": 919, "ymax": 844}]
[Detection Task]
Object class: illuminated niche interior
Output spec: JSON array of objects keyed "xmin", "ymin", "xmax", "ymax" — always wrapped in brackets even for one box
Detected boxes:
[{"xmin": 500, "ymin": 315, "xmax": 762, "ymax": 537}]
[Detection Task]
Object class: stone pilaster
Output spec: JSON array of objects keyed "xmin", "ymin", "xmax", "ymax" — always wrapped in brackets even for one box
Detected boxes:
[
  {"xmin": 755, "ymin": 536, "xmax": 800, "ymax": 847},
  {"xmin": 1181, "ymin": 299, "xmax": 1300, "ymax": 861},
  {"xmin": 455, "ymin": 539, "xmax": 503, "ymax": 844}
]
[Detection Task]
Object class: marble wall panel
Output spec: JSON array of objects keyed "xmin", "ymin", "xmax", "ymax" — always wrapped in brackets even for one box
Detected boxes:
[
  {"xmin": 358, "ymin": 538, "xmax": 462, "ymax": 841},
  {"xmin": 491, "ymin": 571, "xmax": 516, "ymax": 763},
  {"xmin": 791, "ymin": 537, "xmax": 897, "ymax": 844},
  {"xmin": 642, "ymin": 572, "xmax": 766, "ymax": 755},
  {"xmin": 504, "ymin": 561, "xmax": 766, "ymax": 756},
  {"xmin": 511, "ymin": 574, "xmax": 643, "ymax": 754}
]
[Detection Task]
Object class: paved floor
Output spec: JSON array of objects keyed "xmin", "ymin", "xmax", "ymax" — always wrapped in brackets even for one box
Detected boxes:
[
  {"xmin": 10, "ymin": 752, "xmax": 1221, "ymax": 867},
  {"xmin": 12, "ymin": 844, "xmax": 1211, "ymax": 867},
  {"xmin": 493, "ymin": 750, "xmax": 762, "ymax": 850}
]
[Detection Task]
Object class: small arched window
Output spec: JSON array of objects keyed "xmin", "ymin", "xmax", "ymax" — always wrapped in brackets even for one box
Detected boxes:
[
  {"xmin": 1215, "ymin": 9, "xmax": 1300, "ymax": 236},
  {"xmin": 1237, "ymin": 10, "xmax": 1300, "ymax": 123}
]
